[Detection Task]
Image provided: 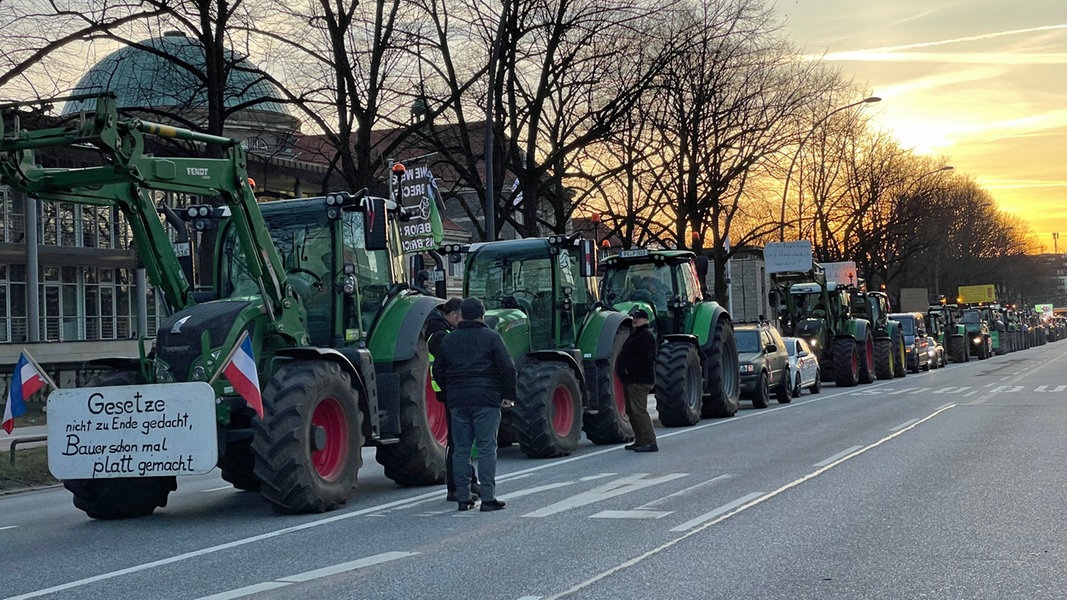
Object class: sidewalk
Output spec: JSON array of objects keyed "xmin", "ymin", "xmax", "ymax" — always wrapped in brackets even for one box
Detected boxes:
[{"xmin": 1, "ymin": 425, "xmax": 48, "ymax": 453}]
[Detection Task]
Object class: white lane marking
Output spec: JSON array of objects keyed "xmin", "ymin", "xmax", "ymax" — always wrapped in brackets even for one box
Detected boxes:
[
  {"xmin": 5, "ymin": 373, "xmax": 909, "ymax": 599},
  {"xmin": 501, "ymin": 473, "xmax": 616, "ymax": 501},
  {"xmin": 965, "ymin": 390, "xmax": 978, "ymax": 396},
  {"xmin": 669, "ymin": 492, "xmax": 764, "ymax": 532},
  {"xmin": 636, "ymin": 474, "xmax": 732, "ymax": 510},
  {"xmin": 889, "ymin": 419, "xmax": 919, "ymax": 432},
  {"xmin": 545, "ymin": 403, "xmax": 958, "ymax": 599},
  {"xmin": 888, "ymin": 388, "xmax": 911, "ymax": 395},
  {"xmin": 907, "ymin": 388, "xmax": 930, "ymax": 395},
  {"xmin": 195, "ymin": 552, "xmax": 417, "ymax": 600},
  {"xmin": 590, "ymin": 510, "xmax": 672, "ymax": 519},
  {"xmin": 1035, "ymin": 385, "xmax": 1067, "ymax": 393},
  {"xmin": 814, "ymin": 446, "xmax": 863, "ymax": 468},
  {"xmin": 990, "ymin": 385, "xmax": 1024, "ymax": 394},
  {"xmin": 522, "ymin": 473, "xmax": 688, "ymax": 518},
  {"xmin": 200, "ymin": 486, "xmax": 233, "ymax": 493},
  {"xmin": 933, "ymin": 386, "xmax": 971, "ymax": 394},
  {"xmin": 0, "ymin": 525, "xmax": 16, "ymax": 532},
  {"xmin": 517, "ymin": 597, "xmax": 544, "ymax": 600}
]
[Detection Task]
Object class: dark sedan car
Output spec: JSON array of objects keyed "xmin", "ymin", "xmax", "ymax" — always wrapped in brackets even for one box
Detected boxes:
[{"xmin": 736, "ymin": 322, "xmax": 791, "ymax": 408}]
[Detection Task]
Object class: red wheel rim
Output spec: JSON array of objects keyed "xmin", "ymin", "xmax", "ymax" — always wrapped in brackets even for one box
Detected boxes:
[
  {"xmin": 425, "ymin": 370, "xmax": 448, "ymax": 447},
  {"xmin": 311, "ymin": 397, "xmax": 348, "ymax": 481},
  {"xmin": 551, "ymin": 385, "xmax": 575, "ymax": 436}
]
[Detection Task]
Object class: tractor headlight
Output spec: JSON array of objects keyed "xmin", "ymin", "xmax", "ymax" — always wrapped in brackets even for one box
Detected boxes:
[
  {"xmin": 190, "ymin": 365, "xmax": 208, "ymax": 382},
  {"xmin": 154, "ymin": 361, "xmax": 175, "ymax": 383},
  {"xmin": 973, "ymin": 337, "xmax": 982, "ymax": 344}
]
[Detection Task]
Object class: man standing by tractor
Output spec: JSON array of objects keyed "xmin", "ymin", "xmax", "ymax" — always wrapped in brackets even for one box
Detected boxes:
[
  {"xmin": 428, "ymin": 297, "xmax": 480, "ymax": 503},
  {"xmin": 618, "ymin": 308, "xmax": 659, "ymax": 452},
  {"xmin": 437, "ymin": 297, "xmax": 517, "ymax": 511}
]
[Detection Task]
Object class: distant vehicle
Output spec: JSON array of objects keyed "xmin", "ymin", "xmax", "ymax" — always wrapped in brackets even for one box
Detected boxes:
[
  {"xmin": 736, "ymin": 322, "xmax": 791, "ymax": 408},
  {"xmin": 783, "ymin": 337, "xmax": 821, "ymax": 397},
  {"xmin": 890, "ymin": 312, "xmax": 931, "ymax": 372},
  {"xmin": 925, "ymin": 335, "xmax": 946, "ymax": 369}
]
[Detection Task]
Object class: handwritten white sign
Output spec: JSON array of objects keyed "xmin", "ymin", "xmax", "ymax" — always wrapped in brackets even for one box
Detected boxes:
[
  {"xmin": 47, "ymin": 382, "xmax": 218, "ymax": 480},
  {"xmin": 764, "ymin": 241, "xmax": 813, "ymax": 274},
  {"xmin": 822, "ymin": 261, "xmax": 858, "ymax": 286}
]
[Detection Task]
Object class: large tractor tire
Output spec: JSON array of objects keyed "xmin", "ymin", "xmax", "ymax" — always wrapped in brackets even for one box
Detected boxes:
[
  {"xmin": 833, "ymin": 338, "xmax": 859, "ymax": 387},
  {"xmin": 655, "ymin": 342, "xmax": 702, "ymax": 427},
  {"xmin": 874, "ymin": 339, "xmax": 894, "ymax": 380},
  {"xmin": 253, "ymin": 360, "xmax": 364, "ymax": 514},
  {"xmin": 857, "ymin": 331, "xmax": 876, "ymax": 384},
  {"xmin": 583, "ymin": 327, "xmax": 634, "ymax": 444},
  {"xmin": 948, "ymin": 334, "xmax": 967, "ymax": 363},
  {"xmin": 511, "ymin": 361, "xmax": 583, "ymax": 458},
  {"xmin": 893, "ymin": 335, "xmax": 907, "ymax": 377},
  {"xmin": 700, "ymin": 318, "xmax": 741, "ymax": 418},
  {"xmin": 63, "ymin": 369, "xmax": 177, "ymax": 519},
  {"xmin": 376, "ymin": 336, "xmax": 448, "ymax": 486}
]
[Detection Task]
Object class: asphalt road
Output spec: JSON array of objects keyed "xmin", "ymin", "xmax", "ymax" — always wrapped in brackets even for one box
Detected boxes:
[{"xmin": 3, "ymin": 341, "xmax": 1067, "ymax": 600}]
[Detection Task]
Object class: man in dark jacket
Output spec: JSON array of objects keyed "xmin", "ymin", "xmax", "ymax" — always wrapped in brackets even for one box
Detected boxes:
[
  {"xmin": 616, "ymin": 307, "xmax": 658, "ymax": 452},
  {"xmin": 437, "ymin": 297, "xmax": 517, "ymax": 511},
  {"xmin": 427, "ymin": 297, "xmax": 480, "ymax": 501}
]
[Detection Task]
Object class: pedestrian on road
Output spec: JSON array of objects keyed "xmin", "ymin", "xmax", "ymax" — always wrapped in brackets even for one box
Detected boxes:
[
  {"xmin": 617, "ymin": 307, "xmax": 658, "ymax": 452},
  {"xmin": 427, "ymin": 297, "xmax": 481, "ymax": 502},
  {"xmin": 437, "ymin": 297, "xmax": 517, "ymax": 511}
]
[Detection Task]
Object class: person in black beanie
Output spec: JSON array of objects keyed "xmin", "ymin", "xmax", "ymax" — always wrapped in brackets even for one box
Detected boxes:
[
  {"xmin": 436, "ymin": 297, "xmax": 517, "ymax": 511},
  {"xmin": 616, "ymin": 307, "xmax": 658, "ymax": 452},
  {"xmin": 427, "ymin": 297, "xmax": 480, "ymax": 502}
]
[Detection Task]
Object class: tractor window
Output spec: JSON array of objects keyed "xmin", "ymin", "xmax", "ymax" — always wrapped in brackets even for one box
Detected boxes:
[
  {"xmin": 468, "ymin": 252, "xmax": 556, "ymax": 350},
  {"xmin": 342, "ymin": 211, "xmax": 397, "ymax": 332},
  {"xmin": 680, "ymin": 262, "xmax": 701, "ymax": 303}
]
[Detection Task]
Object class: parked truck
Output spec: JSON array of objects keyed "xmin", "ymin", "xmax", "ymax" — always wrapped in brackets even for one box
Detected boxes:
[{"xmin": 1, "ymin": 94, "xmax": 447, "ymax": 518}]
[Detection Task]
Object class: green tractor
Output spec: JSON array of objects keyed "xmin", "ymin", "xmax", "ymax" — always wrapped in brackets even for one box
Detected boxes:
[
  {"xmin": 0, "ymin": 94, "xmax": 447, "ymax": 518},
  {"xmin": 443, "ymin": 235, "xmax": 632, "ymax": 458},
  {"xmin": 850, "ymin": 290, "xmax": 907, "ymax": 379},
  {"xmin": 959, "ymin": 307, "xmax": 993, "ymax": 359},
  {"xmin": 928, "ymin": 304, "xmax": 969, "ymax": 363},
  {"xmin": 771, "ymin": 264, "xmax": 875, "ymax": 387},
  {"xmin": 599, "ymin": 249, "xmax": 740, "ymax": 422}
]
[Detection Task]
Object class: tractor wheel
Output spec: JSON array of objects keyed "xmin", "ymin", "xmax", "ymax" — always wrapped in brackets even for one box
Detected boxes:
[
  {"xmin": 874, "ymin": 339, "xmax": 894, "ymax": 380},
  {"xmin": 376, "ymin": 335, "xmax": 448, "ymax": 486},
  {"xmin": 833, "ymin": 338, "xmax": 859, "ymax": 387},
  {"xmin": 700, "ymin": 318, "xmax": 741, "ymax": 418},
  {"xmin": 948, "ymin": 334, "xmax": 967, "ymax": 363},
  {"xmin": 63, "ymin": 369, "xmax": 177, "ymax": 519},
  {"xmin": 583, "ymin": 327, "xmax": 634, "ymax": 443},
  {"xmin": 655, "ymin": 342, "xmax": 702, "ymax": 426},
  {"xmin": 751, "ymin": 372, "xmax": 770, "ymax": 408},
  {"xmin": 857, "ymin": 331, "xmax": 876, "ymax": 384},
  {"xmin": 511, "ymin": 361, "xmax": 583, "ymax": 458},
  {"xmin": 253, "ymin": 360, "xmax": 363, "ymax": 514}
]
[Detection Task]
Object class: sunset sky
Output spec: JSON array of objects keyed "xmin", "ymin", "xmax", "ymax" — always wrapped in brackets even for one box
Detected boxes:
[{"xmin": 779, "ymin": 0, "xmax": 1067, "ymax": 252}]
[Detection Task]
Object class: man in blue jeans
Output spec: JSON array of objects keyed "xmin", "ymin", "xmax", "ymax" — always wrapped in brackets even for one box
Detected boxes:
[{"xmin": 436, "ymin": 297, "xmax": 517, "ymax": 512}]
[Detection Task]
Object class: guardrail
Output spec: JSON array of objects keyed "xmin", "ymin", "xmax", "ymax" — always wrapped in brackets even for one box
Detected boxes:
[{"xmin": 8, "ymin": 435, "xmax": 46, "ymax": 466}]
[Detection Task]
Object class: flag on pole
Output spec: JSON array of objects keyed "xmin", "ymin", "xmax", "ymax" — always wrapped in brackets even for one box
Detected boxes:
[
  {"xmin": 222, "ymin": 331, "xmax": 264, "ymax": 418},
  {"xmin": 4, "ymin": 351, "xmax": 52, "ymax": 434}
]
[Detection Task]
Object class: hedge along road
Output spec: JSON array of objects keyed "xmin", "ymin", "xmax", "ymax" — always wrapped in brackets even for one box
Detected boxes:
[{"xmin": 2, "ymin": 345, "xmax": 1066, "ymax": 600}]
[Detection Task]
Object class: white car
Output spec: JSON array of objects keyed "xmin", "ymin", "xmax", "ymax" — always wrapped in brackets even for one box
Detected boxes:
[{"xmin": 783, "ymin": 337, "xmax": 821, "ymax": 397}]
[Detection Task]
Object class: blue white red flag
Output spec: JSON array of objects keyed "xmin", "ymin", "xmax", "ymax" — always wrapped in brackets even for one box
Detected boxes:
[
  {"xmin": 222, "ymin": 332, "xmax": 264, "ymax": 418},
  {"xmin": 4, "ymin": 352, "xmax": 49, "ymax": 434}
]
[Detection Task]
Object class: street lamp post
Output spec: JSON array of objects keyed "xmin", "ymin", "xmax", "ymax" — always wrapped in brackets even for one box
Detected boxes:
[{"xmin": 778, "ymin": 96, "xmax": 881, "ymax": 242}]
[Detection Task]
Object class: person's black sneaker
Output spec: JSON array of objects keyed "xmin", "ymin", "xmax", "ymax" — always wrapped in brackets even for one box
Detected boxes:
[
  {"xmin": 457, "ymin": 500, "xmax": 476, "ymax": 511},
  {"xmin": 632, "ymin": 444, "xmax": 658, "ymax": 453},
  {"xmin": 480, "ymin": 499, "xmax": 507, "ymax": 512},
  {"xmin": 624, "ymin": 443, "xmax": 637, "ymax": 450}
]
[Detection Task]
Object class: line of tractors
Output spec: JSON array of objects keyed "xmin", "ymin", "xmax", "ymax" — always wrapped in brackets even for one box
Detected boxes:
[{"xmin": 4, "ymin": 95, "xmax": 1058, "ymax": 520}]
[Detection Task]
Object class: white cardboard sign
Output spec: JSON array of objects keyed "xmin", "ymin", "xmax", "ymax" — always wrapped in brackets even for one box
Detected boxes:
[
  {"xmin": 47, "ymin": 382, "xmax": 218, "ymax": 480},
  {"xmin": 764, "ymin": 241, "xmax": 813, "ymax": 274},
  {"xmin": 822, "ymin": 261, "xmax": 858, "ymax": 286}
]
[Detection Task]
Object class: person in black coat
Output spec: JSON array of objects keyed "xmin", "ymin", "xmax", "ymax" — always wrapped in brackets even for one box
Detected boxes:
[
  {"xmin": 427, "ymin": 297, "xmax": 479, "ymax": 501},
  {"xmin": 437, "ymin": 297, "xmax": 517, "ymax": 511},
  {"xmin": 616, "ymin": 307, "xmax": 659, "ymax": 452}
]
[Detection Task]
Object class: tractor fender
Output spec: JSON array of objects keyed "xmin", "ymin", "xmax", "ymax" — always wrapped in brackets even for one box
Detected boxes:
[
  {"xmin": 692, "ymin": 301, "xmax": 729, "ymax": 349},
  {"xmin": 660, "ymin": 333, "xmax": 699, "ymax": 347},
  {"xmin": 578, "ymin": 308, "xmax": 631, "ymax": 362},
  {"xmin": 272, "ymin": 346, "xmax": 371, "ymax": 399},
  {"xmin": 517, "ymin": 349, "xmax": 585, "ymax": 391},
  {"xmin": 884, "ymin": 319, "xmax": 902, "ymax": 342},
  {"xmin": 367, "ymin": 294, "xmax": 443, "ymax": 363},
  {"xmin": 849, "ymin": 319, "xmax": 872, "ymax": 344}
]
